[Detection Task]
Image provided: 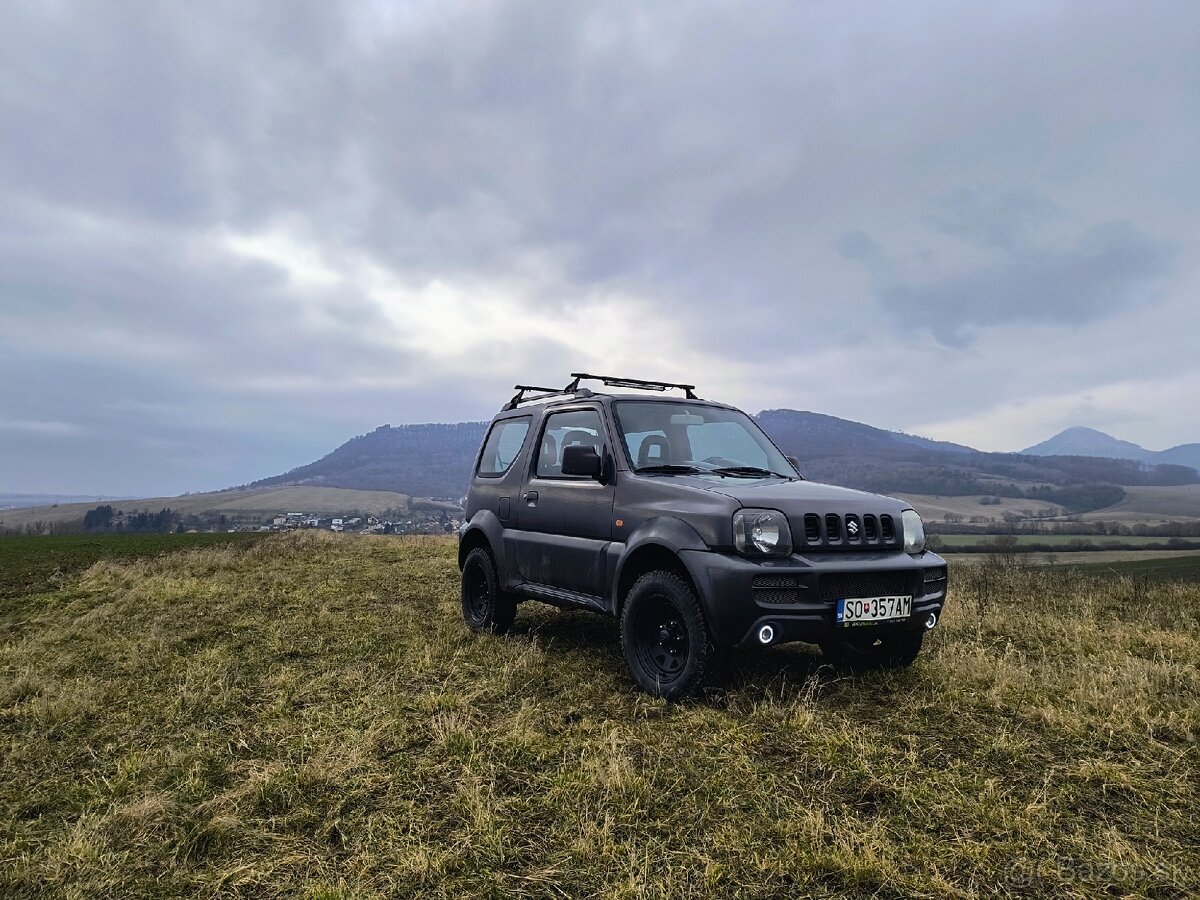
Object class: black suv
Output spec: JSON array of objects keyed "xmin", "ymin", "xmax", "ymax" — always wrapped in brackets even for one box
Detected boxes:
[{"xmin": 458, "ymin": 374, "xmax": 948, "ymax": 699}]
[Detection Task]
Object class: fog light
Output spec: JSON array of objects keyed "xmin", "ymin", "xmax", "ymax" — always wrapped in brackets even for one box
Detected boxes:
[
  {"xmin": 757, "ymin": 624, "xmax": 776, "ymax": 645},
  {"xmin": 925, "ymin": 612, "xmax": 938, "ymax": 630}
]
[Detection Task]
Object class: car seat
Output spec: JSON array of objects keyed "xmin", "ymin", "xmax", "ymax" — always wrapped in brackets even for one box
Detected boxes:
[
  {"xmin": 637, "ymin": 435, "xmax": 670, "ymax": 468},
  {"xmin": 561, "ymin": 429, "xmax": 599, "ymax": 453}
]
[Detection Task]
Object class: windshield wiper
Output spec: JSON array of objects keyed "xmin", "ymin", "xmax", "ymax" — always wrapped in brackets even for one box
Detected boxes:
[
  {"xmin": 634, "ymin": 464, "xmax": 704, "ymax": 475},
  {"xmin": 708, "ymin": 466, "xmax": 790, "ymax": 479}
]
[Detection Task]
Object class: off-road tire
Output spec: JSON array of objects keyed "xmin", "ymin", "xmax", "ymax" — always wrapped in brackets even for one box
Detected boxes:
[
  {"xmin": 820, "ymin": 630, "xmax": 924, "ymax": 671},
  {"xmin": 620, "ymin": 570, "xmax": 709, "ymax": 700},
  {"xmin": 461, "ymin": 547, "xmax": 516, "ymax": 635}
]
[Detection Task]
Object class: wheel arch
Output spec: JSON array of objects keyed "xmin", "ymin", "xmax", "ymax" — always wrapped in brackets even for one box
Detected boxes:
[
  {"xmin": 458, "ymin": 509, "xmax": 507, "ymax": 576},
  {"xmin": 613, "ymin": 517, "xmax": 709, "ymax": 616}
]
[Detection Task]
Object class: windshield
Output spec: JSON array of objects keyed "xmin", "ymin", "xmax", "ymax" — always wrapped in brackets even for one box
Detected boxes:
[{"xmin": 614, "ymin": 401, "xmax": 797, "ymax": 478}]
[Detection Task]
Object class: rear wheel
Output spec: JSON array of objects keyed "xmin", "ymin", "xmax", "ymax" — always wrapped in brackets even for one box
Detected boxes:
[
  {"xmin": 461, "ymin": 547, "xmax": 516, "ymax": 635},
  {"xmin": 820, "ymin": 630, "xmax": 924, "ymax": 671},
  {"xmin": 620, "ymin": 571, "xmax": 709, "ymax": 700}
]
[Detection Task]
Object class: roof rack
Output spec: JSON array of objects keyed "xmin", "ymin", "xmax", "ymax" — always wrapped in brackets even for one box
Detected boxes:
[
  {"xmin": 503, "ymin": 384, "xmax": 572, "ymax": 411},
  {"xmin": 568, "ymin": 373, "xmax": 698, "ymax": 399},
  {"xmin": 503, "ymin": 373, "xmax": 699, "ymax": 411}
]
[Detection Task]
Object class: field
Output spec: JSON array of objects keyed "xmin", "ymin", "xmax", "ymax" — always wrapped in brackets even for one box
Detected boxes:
[
  {"xmin": 1073, "ymin": 484, "xmax": 1200, "ymax": 524},
  {"xmin": 1, "ymin": 534, "xmax": 1197, "ymax": 897},
  {"xmin": 945, "ymin": 550, "xmax": 1200, "ymax": 583},
  {"xmin": 947, "ymin": 549, "xmax": 1200, "ymax": 569},
  {"xmin": 897, "ymin": 494, "xmax": 1066, "ymax": 521},
  {"xmin": 1064, "ymin": 553, "xmax": 1200, "ymax": 583},
  {"xmin": 934, "ymin": 534, "xmax": 1177, "ymax": 548},
  {"xmin": 0, "ymin": 486, "xmax": 416, "ymax": 530},
  {"xmin": 0, "ymin": 533, "xmax": 264, "ymax": 599},
  {"xmin": 900, "ymin": 485, "xmax": 1200, "ymax": 526}
]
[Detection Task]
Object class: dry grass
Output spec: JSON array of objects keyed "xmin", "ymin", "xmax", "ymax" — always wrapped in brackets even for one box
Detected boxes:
[{"xmin": 1, "ymin": 533, "xmax": 1196, "ymax": 898}]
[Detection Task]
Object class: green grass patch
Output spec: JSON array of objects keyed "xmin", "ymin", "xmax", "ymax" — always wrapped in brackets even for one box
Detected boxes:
[
  {"xmin": 0, "ymin": 532, "xmax": 264, "ymax": 600},
  {"xmin": 1, "ymin": 533, "xmax": 1196, "ymax": 897}
]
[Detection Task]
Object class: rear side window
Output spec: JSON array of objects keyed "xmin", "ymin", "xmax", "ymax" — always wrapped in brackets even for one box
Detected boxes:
[{"xmin": 477, "ymin": 418, "xmax": 530, "ymax": 476}]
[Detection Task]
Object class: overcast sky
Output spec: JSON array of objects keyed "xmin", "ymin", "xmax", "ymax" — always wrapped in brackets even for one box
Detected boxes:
[{"xmin": 3, "ymin": 1, "xmax": 1198, "ymax": 495}]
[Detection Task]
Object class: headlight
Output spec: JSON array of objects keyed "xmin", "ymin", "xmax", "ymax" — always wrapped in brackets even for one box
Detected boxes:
[
  {"xmin": 733, "ymin": 508, "xmax": 792, "ymax": 557},
  {"xmin": 902, "ymin": 509, "xmax": 926, "ymax": 554}
]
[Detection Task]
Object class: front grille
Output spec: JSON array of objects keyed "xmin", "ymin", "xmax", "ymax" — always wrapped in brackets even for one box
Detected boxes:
[
  {"xmin": 819, "ymin": 571, "xmax": 919, "ymax": 602},
  {"xmin": 863, "ymin": 515, "xmax": 879, "ymax": 542},
  {"xmin": 804, "ymin": 514, "xmax": 821, "ymax": 543},
  {"xmin": 924, "ymin": 567, "xmax": 948, "ymax": 583},
  {"xmin": 798, "ymin": 512, "xmax": 902, "ymax": 551},
  {"xmin": 825, "ymin": 514, "xmax": 841, "ymax": 542},
  {"xmin": 752, "ymin": 574, "xmax": 802, "ymax": 605},
  {"xmin": 753, "ymin": 574, "xmax": 801, "ymax": 588}
]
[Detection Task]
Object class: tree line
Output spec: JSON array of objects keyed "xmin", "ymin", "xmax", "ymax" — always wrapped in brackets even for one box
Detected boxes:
[{"xmin": 82, "ymin": 505, "xmax": 181, "ymax": 533}]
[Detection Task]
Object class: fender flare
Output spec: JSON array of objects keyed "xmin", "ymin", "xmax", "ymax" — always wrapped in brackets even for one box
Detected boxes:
[
  {"xmin": 611, "ymin": 516, "xmax": 711, "ymax": 612},
  {"xmin": 458, "ymin": 509, "xmax": 511, "ymax": 584}
]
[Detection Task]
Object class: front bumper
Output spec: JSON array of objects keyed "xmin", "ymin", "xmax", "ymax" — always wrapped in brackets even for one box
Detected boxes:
[{"xmin": 679, "ymin": 548, "xmax": 949, "ymax": 649}]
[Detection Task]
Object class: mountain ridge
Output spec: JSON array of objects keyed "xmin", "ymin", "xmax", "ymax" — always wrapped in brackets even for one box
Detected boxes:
[
  {"xmin": 1023, "ymin": 427, "xmax": 1200, "ymax": 471},
  {"xmin": 248, "ymin": 409, "xmax": 1200, "ymax": 508}
]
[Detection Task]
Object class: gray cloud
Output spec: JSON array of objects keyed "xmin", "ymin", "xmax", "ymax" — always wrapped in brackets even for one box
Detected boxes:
[
  {"xmin": 2, "ymin": 0, "xmax": 1199, "ymax": 493},
  {"xmin": 875, "ymin": 216, "xmax": 1174, "ymax": 345}
]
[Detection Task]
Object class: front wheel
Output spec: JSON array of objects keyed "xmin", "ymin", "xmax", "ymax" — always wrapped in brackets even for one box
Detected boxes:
[
  {"xmin": 620, "ymin": 571, "xmax": 709, "ymax": 700},
  {"xmin": 820, "ymin": 630, "xmax": 924, "ymax": 671},
  {"xmin": 461, "ymin": 547, "xmax": 516, "ymax": 635}
]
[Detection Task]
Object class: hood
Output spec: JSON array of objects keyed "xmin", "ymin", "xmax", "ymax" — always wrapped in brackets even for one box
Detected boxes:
[{"xmin": 681, "ymin": 475, "xmax": 910, "ymax": 518}]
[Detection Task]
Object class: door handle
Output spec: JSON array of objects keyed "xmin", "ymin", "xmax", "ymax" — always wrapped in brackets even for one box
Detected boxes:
[{"xmin": 523, "ymin": 490, "xmax": 538, "ymax": 506}]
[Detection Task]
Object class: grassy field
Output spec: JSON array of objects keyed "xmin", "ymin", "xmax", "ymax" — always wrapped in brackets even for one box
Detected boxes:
[
  {"xmin": 897, "ymin": 494, "xmax": 1066, "ymax": 521},
  {"xmin": 1, "ymin": 534, "xmax": 1196, "ymax": 897},
  {"xmin": 947, "ymin": 549, "xmax": 1200, "ymax": 570},
  {"xmin": 0, "ymin": 486, "xmax": 417, "ymax": 530},
  {"xmin": 1064, "ymin": 553, "xmax": 1200, "ymax": 584},
  {"xmin": 900, "ymin": 485, "xmax": 1200, "ymax": 527},
  {"xmin": 0, "ymin": 533, "xmax": 264, "ymax": 599},
  {"xmin": 1074, "ymin": 484, "xmax": 1200, "ymax": 524},
  {"xmin": 934, "ymin": 534, "xmax": 1180, "ymax": 548}
]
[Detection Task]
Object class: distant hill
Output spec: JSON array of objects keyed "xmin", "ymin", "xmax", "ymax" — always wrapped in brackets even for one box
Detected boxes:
[
  {"xmin": 248, "ymin": 409, "xmax": 1200, "ymax": 512},
  {"xmin": 0, "ymin": 492, "xmax": 136, "ymax": 510},
  {"xmin": 1023, "ymin": 426, "xmax": 1153, "ymax": 461},
  {"xmin": 249, "ymin": 423, "xmax": 488, "ymax": 499},
  {"xmin": 1023, "ymin": 427, "xmax": 1200, "ymax": 471},
  {"xmin": 1156, "ymin": 443, "xmax": 1200, "ymax": 470},
  {"xmin": 757, "ymin": 411, "xmax": 1196, "ymax": 511},
  {"xmin": 0, "ymin": 486, "xmax": 418, "ymax": 530}
]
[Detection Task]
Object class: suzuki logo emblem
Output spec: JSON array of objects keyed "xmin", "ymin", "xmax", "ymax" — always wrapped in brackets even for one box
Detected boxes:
[{"xmin": 847, "ymin": 519, "xmax": 859, "ymax": 536}]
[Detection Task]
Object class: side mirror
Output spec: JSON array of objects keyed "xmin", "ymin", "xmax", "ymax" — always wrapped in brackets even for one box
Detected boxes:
[
  {"xmin": 786, "ymin": 455, "xmax": 804, "ymax": 478},
  {"xmin": 562, "ymin": 444, "xmax": 603, "ymax": 479}
]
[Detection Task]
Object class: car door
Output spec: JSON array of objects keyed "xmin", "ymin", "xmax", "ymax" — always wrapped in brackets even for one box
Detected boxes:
[{"xmin": 513, "ymin": 404, "xmax": 616, "ymax": 598}]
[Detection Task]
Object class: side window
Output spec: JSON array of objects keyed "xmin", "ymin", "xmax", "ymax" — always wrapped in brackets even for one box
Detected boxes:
[
  {"xmin": 477, "ymin": 418, "xmax": 531, "ymax": 476},
  {"xmin": 536, "ymin": 408, "xmax": 605, "ymax": 478}
]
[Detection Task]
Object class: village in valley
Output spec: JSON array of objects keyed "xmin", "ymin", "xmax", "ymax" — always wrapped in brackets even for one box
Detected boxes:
[
  {"xmin": 261, "ymin": 509, "xmax": 463, "ymax": 535},
  {"xmin": 0, "ymin": 498, "xmax": 465, "ymax": 537}
]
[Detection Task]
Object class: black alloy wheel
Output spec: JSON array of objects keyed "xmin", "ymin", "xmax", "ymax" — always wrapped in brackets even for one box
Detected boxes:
[
  {"xmin": 620, "ymin": 570, "xmax": 709, "ymax": 700},
  {"xmin": 460, "ymin": 547, "xmax": 516, "ymax": 634}
]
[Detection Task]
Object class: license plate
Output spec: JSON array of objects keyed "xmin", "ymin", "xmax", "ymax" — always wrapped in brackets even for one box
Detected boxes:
[{"xmin": 836, "ymin": 595, "xmax": 911, "ymax": 626}]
